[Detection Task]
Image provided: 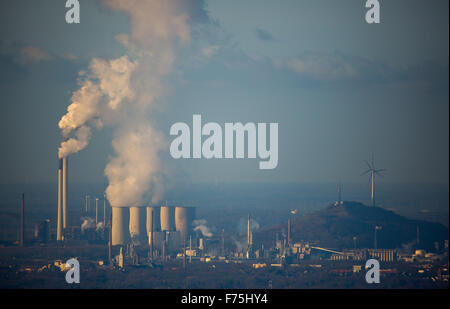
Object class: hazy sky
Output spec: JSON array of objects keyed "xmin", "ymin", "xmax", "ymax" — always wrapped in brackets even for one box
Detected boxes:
[{"xmin": 0, "ymin": 0, "xmax": 448, "ymax": 186}]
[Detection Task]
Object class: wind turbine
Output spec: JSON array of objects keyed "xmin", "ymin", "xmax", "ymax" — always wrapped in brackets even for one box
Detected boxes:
[{"xmin": 361, "ymin": 154, "xmax": 386, "ymax": 207}]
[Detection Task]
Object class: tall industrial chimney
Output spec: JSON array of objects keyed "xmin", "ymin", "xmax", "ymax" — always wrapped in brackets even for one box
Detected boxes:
[
  {"xmin": 103, "ymin": 194, "xmax": 106, "ymax": 226},
  {"xmin": 129, "ymin": 207, "xmax": 147, "ymax": 244},
  {"xmin": 247, "ymin": 214, "xmax": 251, "ymax": 247},
  {"xmin": 287, "ymin": 218, "xmax": 291, "ymax": 246},
  {"xmin": 112, "ymin": 207, "xmax": 130, "ymax": 246},
  {"xmin": 57, "ymin": 159, "xmax": 63, "ymax": 241},
  {"xmin": 95, "ymin": 198, "xmax": 99, "ymax": 225},
  {"xmin": 20, "ymin": 193, "xmax": 24, "ymax": 247},
  {"xmin": 62, "ymin": 156, "xmax": 68, "ymax": 231}
]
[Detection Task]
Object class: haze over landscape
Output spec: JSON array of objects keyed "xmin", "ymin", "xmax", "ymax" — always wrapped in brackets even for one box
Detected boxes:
[{"xmin": 0, "ymin": 0, "xmax": 448, "ymax": 290}]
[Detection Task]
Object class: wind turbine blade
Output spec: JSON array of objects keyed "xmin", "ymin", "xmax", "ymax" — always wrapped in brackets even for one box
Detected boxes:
[
  {"xmin": 364, "ymin": 160, "xmax": 372, "ymax": 169},
  {"xmin": 361, "ymin": 169, "xmax": 371, "ymax": 176},
  {"xmin": 375, "ymin": 169, "xmax": 386, "ymax": 173}
]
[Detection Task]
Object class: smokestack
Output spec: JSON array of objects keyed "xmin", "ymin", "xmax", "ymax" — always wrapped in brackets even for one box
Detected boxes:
[
  {"xmin": 112, "ymin": 207, "xmax": 130, "ymax": 246},
  {"xmin": 62, "ymin": 156, "xmax": 68, "ymax": 232},
  {"xmin": 175, "ymin": 206, "xmax": 195, "ymax": 243},
  {"xmin": 189, "ymin": 235, "xmax": 192, "ymax": 264},
  {"xmin": 108, "ymin": 220, "xmax": 112, "ymax": 264},
  {"xmin": 160, "ymin": 206, "xmax": 175, "ymax": 232},
  {"xmin": 103, "ymin": 194, "xmax": 106, "ymax": 226},
  {"xmin": 221, "ymin": 229, "xmax": 225, "ymax": 256},
  {"xmin": 57, "ymin": 159, "xmax": 63, "ymax": 241},
  {"xmin": 95, "ymin": 198, "xmax": 99, "ymax": 225},
  {"xmin": 147, "ymin": 208, "xmax": 153, "ymax": 260},
  {"xmin": 287, "ymin": 218, "xmax": 291, "ymax": 247},
  {"xmin": 129, "ymin": 207, "xmax": 147, "ymax": 244},
  {"xmin": 247, "ymin": 214, "xmax": 251, "ymax": 247},
  {"xmin": 20, "ymin": 193, "xmax": 24, "ymax": 247}
]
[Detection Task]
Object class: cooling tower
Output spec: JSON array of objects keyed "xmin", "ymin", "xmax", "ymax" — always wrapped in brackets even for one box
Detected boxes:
[
  {"xmin": 57, "ymin": 159, "xmax": 63, "ymax": 241},
  {"xmin": 146, "ymin": 206, "xmax": 161, "ymax": 246},
  {"xmin": 112, "ymin": 207, "xmax": 130, "ymax": 246},
  {"xmin": 129, "ymin": 207, "xmax": 147, "ymax": 244},
  {"xmin": 175, "ymin": 206, "xmax": 196, "ymax": 242},
  {"xmin": 160, "ymin": 206, "xmax": 175, "ymax": 232},
  {"xmin": 62, "ymin": 157, "xmax": 68, "ymax": 230}
]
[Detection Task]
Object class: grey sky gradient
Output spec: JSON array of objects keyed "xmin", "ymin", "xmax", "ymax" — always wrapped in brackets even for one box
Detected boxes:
[{"xmin": 0, "ymin": 0, "xmax": 448, "ymax": 186}]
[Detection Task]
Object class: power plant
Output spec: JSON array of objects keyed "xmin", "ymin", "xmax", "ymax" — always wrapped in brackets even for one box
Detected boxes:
[
  {"xmin": 54, "ymin": 157, "xmax": 198, "ymax": 255},
  {"xmin": 109, "ymin": 205, "xmax": 197, "ymax": 253}
]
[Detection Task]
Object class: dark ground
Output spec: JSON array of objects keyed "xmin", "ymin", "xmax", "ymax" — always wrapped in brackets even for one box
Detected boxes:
[{"xmin": 0, "ymin": 245, "xmax": 447, "ymax": 289}]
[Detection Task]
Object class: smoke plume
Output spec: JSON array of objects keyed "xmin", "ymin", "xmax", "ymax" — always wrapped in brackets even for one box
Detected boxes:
[
  {"xmin": 96, "ymin": 222, "xmax": 104, "ymax": 231},
  {"xmin": 57, "ymin": 0, "xmax": 207, "ymax": 207},
  {"xmin": 193, "ymin": 219, "xmax": 213, "ymax": 238},
  {"xmin": 81, "ymin": 217, "xmax": 95, "ymax": 233},
  {"xmin": 237, "ymin": 217, "xmax": 260, "ymax": 236}
]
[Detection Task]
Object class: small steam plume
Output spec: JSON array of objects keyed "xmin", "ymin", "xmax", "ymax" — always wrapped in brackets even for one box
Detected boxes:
[
  {"xmin": 237, "ymin": 217, "xmax": 260, "ymax": 236},
  {"xmin": 193, "ymin": 219, "xmax": 213, "ymax": 238},
  {"xmin": 96, "ymin": 222, "xmax": 104, "ymax": 231},
  {"xmin": 81, "ymin": 217, "xmax": 95, "ymax": 233},
  {"xmin": 57, "ymin": 1, "xmax": 208, "ymax": 207},
  {"xmin": 233, "ymin": 238, "xmax": 247, "ymax": 253}
]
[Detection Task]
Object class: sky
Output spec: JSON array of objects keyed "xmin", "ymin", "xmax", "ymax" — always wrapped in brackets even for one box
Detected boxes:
[{"xmin": 0, "ymin": 0, "xmax": 448, "ymax": 189}]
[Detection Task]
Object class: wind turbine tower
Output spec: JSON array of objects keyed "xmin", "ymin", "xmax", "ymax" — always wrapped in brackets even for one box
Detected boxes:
[{"xmin": 361, "ymin": 154, "xmax": 386, "ymax": 207}]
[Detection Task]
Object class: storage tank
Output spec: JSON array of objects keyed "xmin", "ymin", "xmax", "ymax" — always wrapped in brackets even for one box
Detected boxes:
[
  {"xmin": 175, "ymin": 206, "xmax": 196, "ymax": 242},
  {"xmin": 129, "ymin": 207, "xmax": 147, "ymax": 244},
  {"xmin": 146, "ymin": 206, "xmax": 161, "ymax": 245},
  {"xmin": 160, "ymin": 206, "xmax": 175, "ymax": 232},
  {"xmin": 112, "ymin": 207, "xmax": 130, "ymax": 246}
]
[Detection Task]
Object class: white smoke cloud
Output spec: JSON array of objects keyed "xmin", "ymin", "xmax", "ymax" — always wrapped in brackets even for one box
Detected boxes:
[
  {"xmin": 57, "ymin": 1, "xmax": 207, "ymax": 207},
  {"xmin": 81, "ymin": 217, "xmax": 95, "ymax": 233},
  {"xmin": 96, "ymin": 222, "xmax": 105, "ymax": 231},
  {"xmin": 233, "ymin": 238, "xmax": 247, "ymax": 253},
  {"xmin": 237, "ymin": 217, "xmax": 260, "ymax": 236},
  {"xmin": 58, "ymin": 55, "xmax": 137, "ymax": 148},
  {"xmin": 58, "ymin": 125, "xmax": 91, "ymax": 159},
  {"xmin": 193, "ymin": 219, "xmax": 213, "ymax": 238},
  {"xmin": 104, "ymin": 124, "xmax": 166, "ymax": 206},
  {"xmin": 103, "ymin": 0, "xmax": 192, "ymax": 47},
  {"xmin": 89, "ymin": 56, "xmax": 137, "ymax": 110}
]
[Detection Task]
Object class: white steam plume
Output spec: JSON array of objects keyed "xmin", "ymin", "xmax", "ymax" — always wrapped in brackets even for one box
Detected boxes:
[
  {"xmin": 58, "ymin": 125, "xmax": 91, "ymax": 159},
  {"xmin": 58, "ymin": 56, "xmax": 137, "ymax": 158},
  {"xmin": 104, "ymin": 124, "xmax": 166, "ymax": 206},
  {"xmin": 81, "ymin": 217, "xmax": 95, "ymax": 233},
  {"xmin": 96, "ymin": 222, "xmax": 104, "ymax": 231},
  {"xmin": 57, "ymin": 1, "xmax": 206, "ymax": 207},
  {"xmin": 193, "ymin": 219, "xmax": 213, "ymax": 238}
]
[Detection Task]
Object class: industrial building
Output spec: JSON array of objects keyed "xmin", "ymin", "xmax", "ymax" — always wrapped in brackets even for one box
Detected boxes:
[{"xmin": 111, "ymin": 205, "xmax": 196, "ymax": 250}]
